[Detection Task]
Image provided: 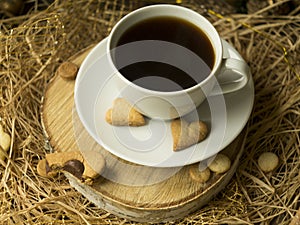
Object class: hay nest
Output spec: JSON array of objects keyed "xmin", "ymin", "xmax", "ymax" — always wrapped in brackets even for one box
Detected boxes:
[{"xmin": 0, "ymin": 0, "xmax": 299, "ymax": 224}]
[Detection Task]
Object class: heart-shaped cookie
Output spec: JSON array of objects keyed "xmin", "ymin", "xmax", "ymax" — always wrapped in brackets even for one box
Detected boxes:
[
  {"xmin": 105, "ymin": 98, "xmax": 145, "ymax": 126},
  {"xmin": 171, "ymin": 119, "xmax": 208, "ymax": 151}
]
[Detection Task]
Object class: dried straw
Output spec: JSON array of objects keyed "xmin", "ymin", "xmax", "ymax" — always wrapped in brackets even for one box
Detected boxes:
[{"xmin": 0, "ymin": 0, "xmax": 299, "ymax": 224}]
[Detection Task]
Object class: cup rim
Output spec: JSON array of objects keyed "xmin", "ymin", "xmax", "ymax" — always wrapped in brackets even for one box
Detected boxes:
[{"xmin": 106, "ymin": 4, "xmax": 223, "ymax": 96}]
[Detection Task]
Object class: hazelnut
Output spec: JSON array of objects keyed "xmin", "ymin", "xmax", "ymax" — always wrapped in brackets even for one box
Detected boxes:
[
  {"xmin": 208, "ymin": 154, "xmax": 231, "ymax": 174},
  {"xmin": 189, "ymin": 163, "xmax": 211, "ymax": 183},
  {"xmin": 258, "ymin": 152, "xmax": 279, "ymax": 173}
]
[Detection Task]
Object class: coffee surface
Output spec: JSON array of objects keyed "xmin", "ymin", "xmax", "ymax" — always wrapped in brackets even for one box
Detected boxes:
[{"xmin": 115, "ymin": 16, "xmax": 215, "ymax": 92}]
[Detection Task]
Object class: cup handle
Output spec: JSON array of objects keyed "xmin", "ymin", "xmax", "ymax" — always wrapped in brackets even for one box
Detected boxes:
[{"xmin": 210, "ymin": 58, "xmax": 250, "ymax": 96}]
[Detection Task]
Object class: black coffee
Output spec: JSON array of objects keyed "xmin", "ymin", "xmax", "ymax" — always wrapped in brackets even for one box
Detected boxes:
[{"xmin": 115, "ymin": 16, "xmax": 215, "ymax": 92}]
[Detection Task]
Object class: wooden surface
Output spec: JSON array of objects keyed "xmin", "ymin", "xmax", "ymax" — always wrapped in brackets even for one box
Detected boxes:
[{"xmin": 41, "ymin": 46, "xmax": 247, "ymax": 222}]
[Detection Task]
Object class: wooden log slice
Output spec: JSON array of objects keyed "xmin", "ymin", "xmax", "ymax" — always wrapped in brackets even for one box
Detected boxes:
[{"xmin": 41, "ymin": 45, "xmax": 247, "ymax": 223}]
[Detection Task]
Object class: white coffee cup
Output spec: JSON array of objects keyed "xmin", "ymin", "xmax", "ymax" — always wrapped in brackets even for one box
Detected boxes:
[{"xmin": 107, "ymin": 4, "xmax": 250, "ymax": 120}]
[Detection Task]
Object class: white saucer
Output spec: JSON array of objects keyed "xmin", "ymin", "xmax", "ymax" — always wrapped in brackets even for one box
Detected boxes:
[{"xmin": 74, "ymin": 38, "xmax": 254, "ymax": 167}]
